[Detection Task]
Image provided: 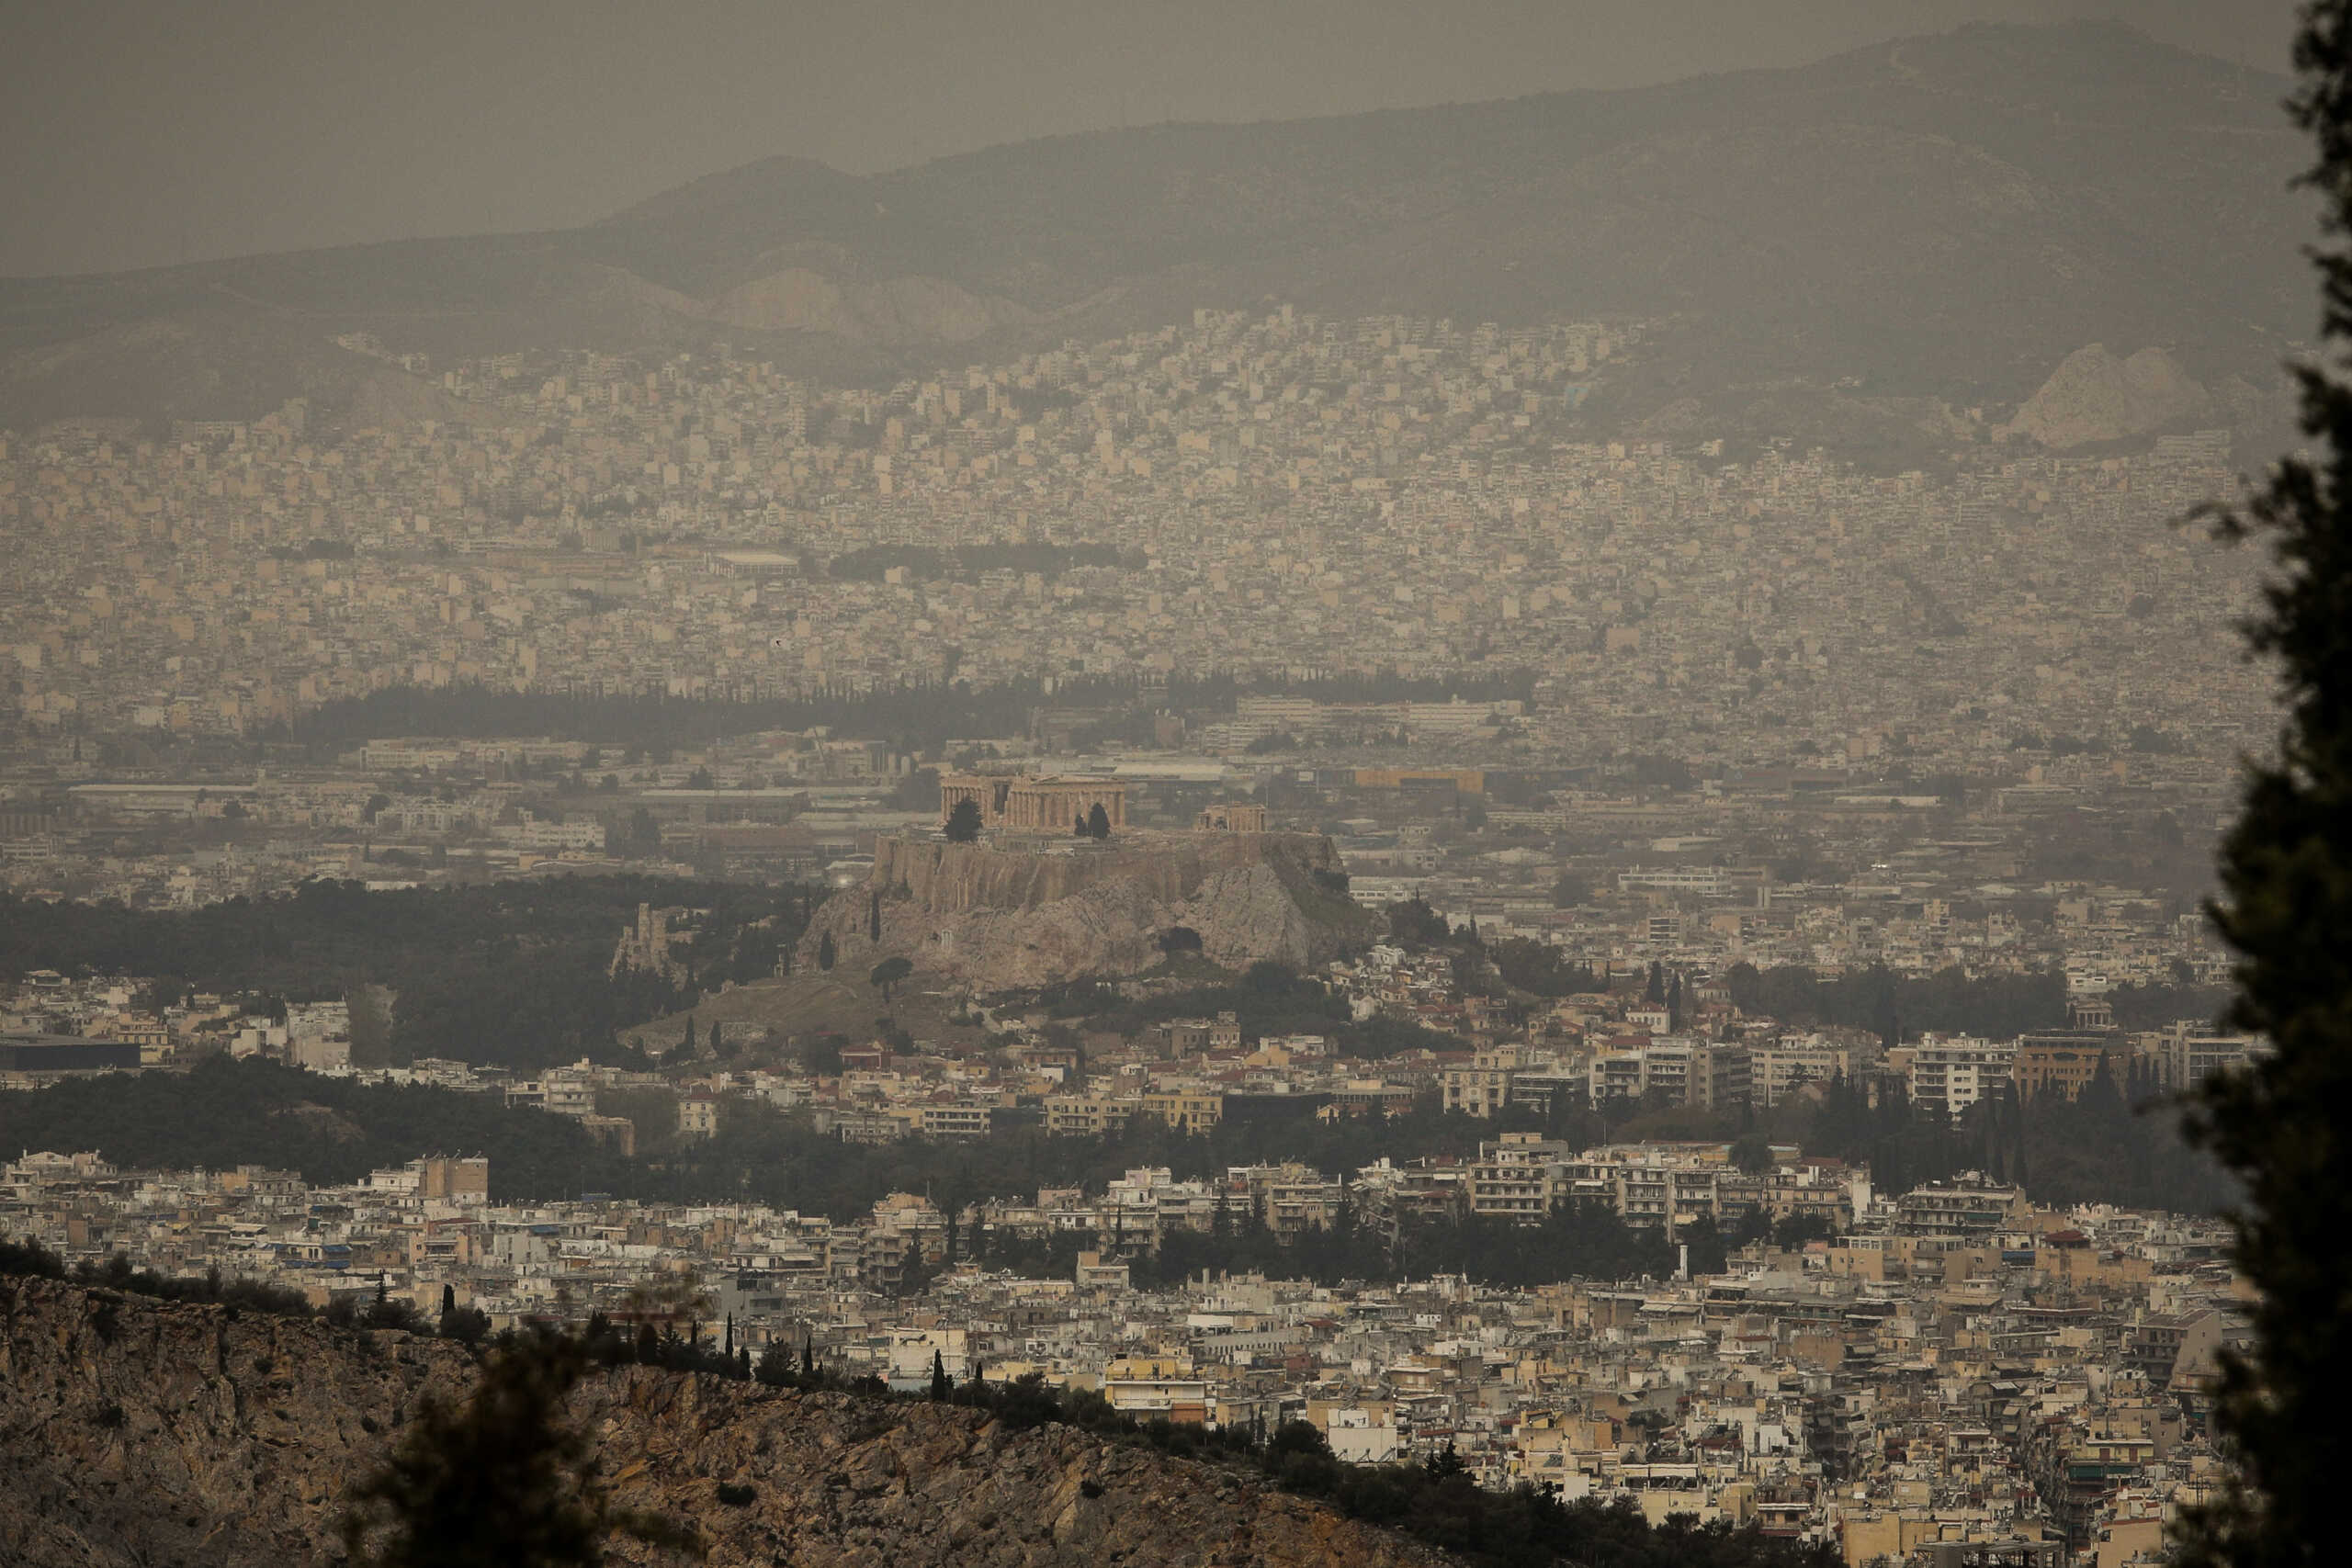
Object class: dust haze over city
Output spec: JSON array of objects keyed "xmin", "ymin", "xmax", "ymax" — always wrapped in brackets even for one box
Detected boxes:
[{"xmin": 0, "ymin": 3, "xmax": 2327, "ymax": 1565}]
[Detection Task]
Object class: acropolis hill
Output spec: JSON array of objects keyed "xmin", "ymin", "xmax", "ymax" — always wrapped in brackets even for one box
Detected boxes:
[{"xmin": 795, "ymin": 822, "xmax": 1374, "ymax": 992}]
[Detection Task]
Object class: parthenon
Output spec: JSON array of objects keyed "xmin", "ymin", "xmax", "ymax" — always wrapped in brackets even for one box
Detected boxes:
[{"xmin": 938, "ymin": 772, "xmax": 1128, "ymax": 833}]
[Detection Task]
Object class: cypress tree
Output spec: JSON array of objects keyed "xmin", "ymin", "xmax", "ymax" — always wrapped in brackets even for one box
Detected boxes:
[{"xmin": 2181, "ymin": 8, "xmax": 2352, "ymax": 1562}]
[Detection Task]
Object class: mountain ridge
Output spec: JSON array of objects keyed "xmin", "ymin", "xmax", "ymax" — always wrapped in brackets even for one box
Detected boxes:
[{"xmin": 0, "ymin": 21, "xmax": 2310, "ymax": 442}]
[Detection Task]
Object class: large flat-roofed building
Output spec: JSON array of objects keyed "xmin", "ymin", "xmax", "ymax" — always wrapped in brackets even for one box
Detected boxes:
[
  {"xmin": 2014, "ymin": 1032, "xmax": 2118, "ymax": 1101},
  {"xmin": 0, "ymin": 1035, "xmax": 142, "ymax": 1072},
  {"xmin": 66, "ymin": 783, "xmax": 259, "ymax": 819},
  {"xmin": 2153, "ymin": 1022, "xmax": 2265, "ymax": 1090},
  {"xmin": 1904, "ymin": 1035, "xmax": 2016, "ymax": 1121},
  {"xmin": 1750, "ymin": 1038, "xmax": 1869, "ymax": 1108},
  {"xmin": 937, "ymin": 772, "xmax": 1127, "ymax": 833},
  {"xmin": 1351, "ymin": 767, "xmax": 1486, "ymax": 796}
]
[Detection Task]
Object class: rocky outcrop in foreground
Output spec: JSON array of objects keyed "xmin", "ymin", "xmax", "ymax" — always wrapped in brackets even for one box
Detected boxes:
[
  {"xmin": 797, "ymin": 830, "xmax": 1375, "ymax": 991},
  {"xmin": 0, "ymin": 1276, "xmax": 1441, "ymax": 1568}
]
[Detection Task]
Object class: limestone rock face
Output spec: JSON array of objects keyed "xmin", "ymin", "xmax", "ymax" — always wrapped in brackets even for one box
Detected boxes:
[
  {"xmin": 797, "ymin": 831, "xmax": 1374, "ymax": 991},
  {"xmin": 0, "ymin": 1275, "xmax": 475, "ymax": 1568},
  {"xmin": 0, "ymin": 1277, "xmax": 1441, "ymax": 1568},
  {"xmin": 2001, "ymin": 344, "xmax": 2212, "ymax": 448}
]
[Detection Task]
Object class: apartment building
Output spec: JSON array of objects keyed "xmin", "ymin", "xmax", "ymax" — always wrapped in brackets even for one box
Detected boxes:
[{"xmin": 1904, "ymin": 1036, "xmax": 2016, "ymax": 1121}]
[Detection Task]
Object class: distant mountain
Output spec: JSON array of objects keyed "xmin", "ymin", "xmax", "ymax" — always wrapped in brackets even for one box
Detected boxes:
[
  {"xmin": 2001, "ymin": 344, "xmax": 2217, "ymax": 447},
  {"xmin": 0, "ymin": 22, "xmax": 2311, "ymax": 441}
]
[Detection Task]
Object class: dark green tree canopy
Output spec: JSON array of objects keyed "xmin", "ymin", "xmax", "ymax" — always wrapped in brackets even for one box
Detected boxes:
[
  {"xmin": 869, "ymin": 955, "xmax": 912, "ymax": 1004},
  {"xmin": 341, "ymin": 1333, "xmax": 695, "ymax": 1568},
  {"xmin": 1383, "ymin": 897, "xmax": 1450, "ymax": 946},
  {"xmin": 2182, "ymin": 6, "xmax": 2352, "ymax": 1564}
]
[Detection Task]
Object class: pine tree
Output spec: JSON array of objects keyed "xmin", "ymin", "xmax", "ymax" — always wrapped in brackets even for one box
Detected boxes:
[
  {"xmin": 817, "ymin": 931, "xmax": 836, "ymax": 972},
  {"xmin": 869, "ymin": 955, "xmax": 912, "ymax": 1005},
  {"xmin": 930, "ymin": 1349, "xmax": 951, "ymax": 1401},
  {"xmin": 1086, "ymin": 801, "xmax": 1111, "ymax": 838},
  {"xmin": 341, "ymin": 1334, "xmax": 695, "ymax": 1568},
  {"xmin": 2179, "ymin": 9, "xmax": 2352, "ymax": 1561},
  {"xmin": 868, "ymin": 891, "xmax": 882, "ymax": 942}
]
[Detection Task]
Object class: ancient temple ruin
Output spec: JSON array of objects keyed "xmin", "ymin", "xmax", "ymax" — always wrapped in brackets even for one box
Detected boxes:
[{"xmin": 936, "ymin": 772, "xmax": 1128, "ymax": 833}]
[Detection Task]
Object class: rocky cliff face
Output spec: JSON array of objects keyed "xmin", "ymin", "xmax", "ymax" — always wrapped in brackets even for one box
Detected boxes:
[
  {"xmin": 795, "ymin": 831, "xmax": 1374, "ymax": 991},
  {"xmin": 0, "ymin": 1276, "xmax": 1442, "ymax": 1568}
]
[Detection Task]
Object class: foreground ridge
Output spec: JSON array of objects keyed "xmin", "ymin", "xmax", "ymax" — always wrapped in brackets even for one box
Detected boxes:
[{"xmin": 0, "ymin": 1275, "xmax": 1442, "ymax": 1567}]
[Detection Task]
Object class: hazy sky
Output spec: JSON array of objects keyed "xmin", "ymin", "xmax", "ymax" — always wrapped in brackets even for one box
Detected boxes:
[{"xmin": 0, "ymin": 0, "xmax": 2299, "ymax": 278}]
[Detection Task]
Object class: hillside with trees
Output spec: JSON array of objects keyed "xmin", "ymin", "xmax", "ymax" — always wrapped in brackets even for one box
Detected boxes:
[{"xmin": 0, "ymin": 876, "xmax": 811, "ymax": 1069}]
